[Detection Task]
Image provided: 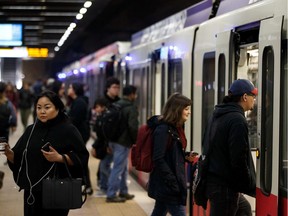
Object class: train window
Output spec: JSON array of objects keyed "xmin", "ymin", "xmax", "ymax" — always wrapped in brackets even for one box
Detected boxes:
[
  {"xmin": 168, "ymin": 58, "xmax": 183, "ymax": 96},
  {"xmin": 202, "ymin": 52, "xmax": 215, "ymax": 134},
  {"xmin": 260, "ymin": 46, "xmax": 274, "ymax": 195},
  {"xmin": 280, "ymin": 40, "xmax": 288, "ymax": 192},
  {"xmin": 218, "ymin": 54, "xmax": 225, "ymax": 103}
]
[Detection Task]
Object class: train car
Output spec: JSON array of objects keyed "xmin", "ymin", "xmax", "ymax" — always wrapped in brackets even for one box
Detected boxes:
[
  {"xmin": 58, "ymin": 41, "xmax": 131, "ymax": 108},
  {"xmin": 58, "ymin": 0, "xmax": 287, "ymax": 215},
  {"xmin": 192, "ymin": 0, "xmax": 287, "ymax": 215}
]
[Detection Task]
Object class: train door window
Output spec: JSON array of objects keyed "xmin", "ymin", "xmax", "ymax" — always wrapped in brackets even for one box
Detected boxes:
[
  {"xmin": 132, "ymin": 67, "xmax": 148, "ymax": 125},
  {"xmin": 260, "ymin": 46, "xmax": 274, "ymax": 195},
  {"xmin": 280, "ymin": 40, "xmax": 287, "ymax": 192},
  {"xmin": 218, "ymin": 54, "xmax": 225, "ymax": 103},
  {"xmin": 168, "ymin": 58, "xmax": 183, "ymax": 96},
  {"xmin": 161, "ymin": 63, "xmax": 166, "ymax": 108},
  {"xmin": 237, "ymin": 45, "xmax": 259, "ymax": 149},
  {"xmin": 202, "ymin": 52, "xmax": 215, "ymax": 134}
]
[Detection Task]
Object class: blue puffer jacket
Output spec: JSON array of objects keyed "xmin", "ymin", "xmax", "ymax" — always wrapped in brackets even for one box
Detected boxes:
[{"xmin": 147, "ymin": 116, "xmax": 187, "ymax": 205}]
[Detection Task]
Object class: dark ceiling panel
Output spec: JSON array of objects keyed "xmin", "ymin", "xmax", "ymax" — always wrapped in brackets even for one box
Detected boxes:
[{"xmin": 0, "ymin": 0, "xmax": 202, "ymax": 73}]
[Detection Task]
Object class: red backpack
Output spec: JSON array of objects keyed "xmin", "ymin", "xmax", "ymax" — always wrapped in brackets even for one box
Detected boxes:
[{"xmin": 131, "ymin": 124, "xmax": 154, "ymax": 173}]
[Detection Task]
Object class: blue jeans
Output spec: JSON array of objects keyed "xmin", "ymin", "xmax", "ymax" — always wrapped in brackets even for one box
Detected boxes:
[
  {"xmin": 107, "ymin": 141, "xmax": 129, "ymax": 198},
  {"xmin": 151, "ymin": 200, "xmax": 186, "ymax": 216},
  {"xmin": 206, "ymin": 184, "xmax": 252, "ymax": 216},
  {"xmin": 99, "ymin": 153, "xmax": 113, "ymax": 191}
]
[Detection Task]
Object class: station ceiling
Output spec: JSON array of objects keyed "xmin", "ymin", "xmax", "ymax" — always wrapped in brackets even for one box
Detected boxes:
[{"xmin": 0, "ymin": 0, "xmax": 202, "ymax": 73}]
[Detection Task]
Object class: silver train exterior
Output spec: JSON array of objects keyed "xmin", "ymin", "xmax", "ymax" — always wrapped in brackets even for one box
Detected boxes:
[{"xmin": 58, "ymin": 0, "xmax": 287, "ymax": 215}]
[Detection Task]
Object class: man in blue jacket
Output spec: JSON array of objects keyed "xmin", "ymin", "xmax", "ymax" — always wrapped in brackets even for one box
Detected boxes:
[{"xmin": 205, "ymin": 79, "xmax": 257, "ymax": 216}]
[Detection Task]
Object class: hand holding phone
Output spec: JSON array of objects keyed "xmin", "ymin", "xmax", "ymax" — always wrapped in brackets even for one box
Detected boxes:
[{"xmin": 41, "ymin": 142, "xmax": 51, "ymax": 152}]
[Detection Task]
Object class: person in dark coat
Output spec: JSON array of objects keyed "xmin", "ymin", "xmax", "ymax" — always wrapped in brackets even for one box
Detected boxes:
[
  {"xmin": 18, "ymin": 81, "xmax": 34, "ymax": 130},
  {"xmin": 204, "ymin": 79, "xmax": 257, "ymax": 216},
  {"xmin": 67, "ymin": 81, "xmax": 93, "ymax": 195},
  {"xmin": 4, "ymin": 90, "xmax": 89, "ymax": 216},
  {"xmin": 147, "ymin": 93, "xmax": 195, "ymax": 216}
]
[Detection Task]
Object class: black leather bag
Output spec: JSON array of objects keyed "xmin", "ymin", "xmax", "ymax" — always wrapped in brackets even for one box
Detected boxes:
[
  {"xmin": 42, "ymin": 155, "xmax": 87, "ymax": 209},
  {"xmin": 192, "ymin": 155, "xmax": 209, "ymax": 210}
]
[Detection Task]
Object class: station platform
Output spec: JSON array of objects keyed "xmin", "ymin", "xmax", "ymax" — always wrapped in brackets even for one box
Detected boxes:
[{"xmin": 0, "ymin": 114, "xmax": 155, "ymax": 216}]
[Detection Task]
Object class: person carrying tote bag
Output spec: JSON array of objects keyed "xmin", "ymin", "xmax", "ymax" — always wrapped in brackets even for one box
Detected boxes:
[{"xmin": 4, "ymin": 90, "xmax": 89, "ymax": 216}]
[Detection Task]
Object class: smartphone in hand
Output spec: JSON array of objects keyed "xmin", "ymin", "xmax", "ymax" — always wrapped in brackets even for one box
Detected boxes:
[{"xmin": 41, "ymin": 142, "xmax": 51, "ymax": 152}]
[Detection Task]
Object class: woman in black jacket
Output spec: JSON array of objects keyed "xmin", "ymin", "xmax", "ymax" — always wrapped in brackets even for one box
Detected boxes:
[
  {"xmin": 4, "ymin": 90, "xmax": 89, "ymax": 216},
  {"xmin": 148, "ymin": 93, "xmax": 195, "ymax": 216}
]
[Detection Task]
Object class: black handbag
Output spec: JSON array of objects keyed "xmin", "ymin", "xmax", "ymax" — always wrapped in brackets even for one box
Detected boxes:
[
  {"xmin": 42, "ymin": 154, "xmax": 87, "ymax": 209},
  {"xmin": 192, "ymin": 154, "xmax": 209, "ymax": 209},
  {"xmin": 192, "ymin": 116, "xmax": 214, "ymax": 210}
]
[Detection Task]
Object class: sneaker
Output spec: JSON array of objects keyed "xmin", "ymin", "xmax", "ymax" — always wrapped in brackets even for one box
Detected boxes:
[
  {"xmin": 106, "ymin": 196, "xmax": 126, "ymax": 203},
  {"xmin": 0, "ymin": 171, "xmax": 4, "ymax": 189},
  {"xmin": 94, "ymin": 190, "xmax": 107, "ymax": 198},
  {"xmin": 119, "ymin": 193, "xmax": 135, "ymax": 200},
  {"xmin": 84, "ymin": 187, "xmax": 93, "ymax": 195}
]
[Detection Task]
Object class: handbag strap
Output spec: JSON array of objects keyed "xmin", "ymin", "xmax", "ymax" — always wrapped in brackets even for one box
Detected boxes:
[
  {"xmin": 61, "ymin": 154, "xmax": 88, "ymax": 204},
  {"xmin": 61, "ymin": 154, "xmax": 73, "ymax": 179}
]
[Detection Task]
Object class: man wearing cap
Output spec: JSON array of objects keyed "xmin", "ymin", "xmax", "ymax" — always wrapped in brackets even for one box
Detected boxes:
[{"xmin": 203, "ymin": 79, "xmax": 257, "ymax": 216}]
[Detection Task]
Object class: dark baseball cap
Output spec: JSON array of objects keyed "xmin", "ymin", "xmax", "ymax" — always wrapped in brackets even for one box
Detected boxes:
[{"xmin": 229, "ymin": 79, "xmax": 258, "ymax": 96}]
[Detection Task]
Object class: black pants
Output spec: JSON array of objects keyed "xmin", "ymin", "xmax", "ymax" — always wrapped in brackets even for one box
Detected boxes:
[{"xmin": 206, "ymin": 184, "xmax": 252, "ymax": 216}]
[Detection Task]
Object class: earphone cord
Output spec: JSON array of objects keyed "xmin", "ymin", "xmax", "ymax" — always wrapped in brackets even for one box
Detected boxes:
[{"xmin": 15, "ymin": 119, "xmax": 55, "ymax": 205}]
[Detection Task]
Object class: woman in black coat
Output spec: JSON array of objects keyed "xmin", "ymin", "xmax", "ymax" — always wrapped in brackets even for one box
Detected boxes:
[
  {"xmin": 148, "ymin": 93, "xmax": 195, "ymax": 216},
  {"xmin": 4, "ymin": 90, "xmax": 89, "ymax": 216}
]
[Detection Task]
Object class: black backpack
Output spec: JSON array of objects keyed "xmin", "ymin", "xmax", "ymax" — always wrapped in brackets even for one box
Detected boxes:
[
  {"xmin": 95, "ymin": 103, "xmax": 129, "ymax": 142},
  {"xmin": 0, "ymin": 101, "xmax": 11, "ymax": 131}
]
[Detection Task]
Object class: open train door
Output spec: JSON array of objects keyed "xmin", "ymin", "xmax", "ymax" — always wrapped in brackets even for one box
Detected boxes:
[{"xmin": 256, "ymin": 16, "xmax": 283, "ymax": 216}]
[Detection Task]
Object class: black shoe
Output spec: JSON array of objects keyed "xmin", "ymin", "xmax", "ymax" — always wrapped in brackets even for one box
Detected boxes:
[
  {"xmin": 106, "ymin": 196, "xmax": 126, "ymax": 203},
  {"xmin": 119, "ymin": 193, "xmax": 135, "ymax": 200},
  {"xmin": 0, "ymin": 171, "xmax": 4, "ymax": 189}
]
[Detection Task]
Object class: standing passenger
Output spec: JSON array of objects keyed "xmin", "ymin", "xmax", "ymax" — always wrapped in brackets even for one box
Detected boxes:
[
  {"xmin": 48, "ymin": 80, "xmax": 67, "ymax": 110},
  {"xmin": 0, "ymin": 81, "xmax": 17, "ymax": 190},
  {"xmin": 67, "ymin": 82, "xmax": 93, "ymax": 195},
  {"xmin": 90, "ymin": 98, "xmax": 111, "ymax": 196},
  {"xmin": 4, "ymin": 90, "xmax": 89, "ymax": 216},
  {"xmin": 18, "ymin": 82, "xmax": 34, "ymax": 131},
  {"xmin": 94, "ymin": 77, "xmax": 120, "ymax": 194},
  {"xmin": 204, "ymin": 79, "xmax": 257, "ymax": 216},
  {"xmin": 106, "ymin": 85, "xmax": 138, "ymax": 203},
  {"xmin": 148, "ymin": 93, "xmax": 193, "ymax": 216}
]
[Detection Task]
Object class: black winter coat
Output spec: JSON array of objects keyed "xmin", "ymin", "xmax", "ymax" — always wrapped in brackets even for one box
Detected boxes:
[
  {"xmin": 8, "ymin": 112, "xmax": 89, "ymax": 192},
  {"xmin": 147, "ymin": 116, "xmax": 187, "ymax": 205},
  {"xmin": 68, "ymin": 96, "xmax": 90, "ymax": 143},
  {"xmin": 206, "ymin": 102, "xmax": 256, "ymax": 197}
]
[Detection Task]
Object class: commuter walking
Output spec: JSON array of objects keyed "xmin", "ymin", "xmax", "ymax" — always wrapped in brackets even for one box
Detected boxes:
[
  {"xmin": 204, "ymin": 79, "xmax": 257, "ymax": 216},
  {"xmin": 67, "ymin": 82, "xmax": 93, "ymax": 195},
  {"xmin": 106, "ymin": 85, "xmax": 138, "ymax": 203},
  {"xmin": 147, "ymin": 93, "xmax": 193, "ymax": 216},
  {"xmin": 4, "ymin": 90, "xmax": 89, "ymax": 216},
  {"xmin": 18, "ymin": 81, "xmax": 34, "ymax": 130}
]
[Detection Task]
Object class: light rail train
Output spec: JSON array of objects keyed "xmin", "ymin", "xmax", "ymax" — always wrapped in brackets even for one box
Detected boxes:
[{"xmin": 58, "ymin": 0, "xmax": 287, "ymax": 215}]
